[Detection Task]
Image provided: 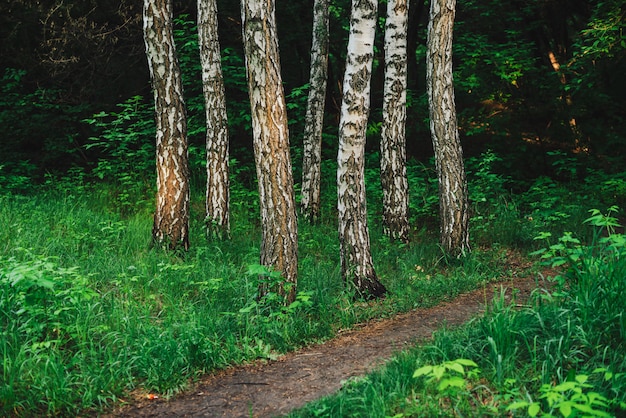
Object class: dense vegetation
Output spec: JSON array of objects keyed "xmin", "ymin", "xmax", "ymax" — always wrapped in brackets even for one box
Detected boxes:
[
  {"xmin": 3, "ymin": 145, "xmax": 626, "ymax": 416},
  {"xmin": 1, "ymin": 0, "xmax": 625, "ymax": 416},
  {"xmin": 289, "ymin": 208, "xmax": 626, "ymax": 417},
  {"xmin": 2, "ymin": 0, "xmax": 625, "ymax": 179}
]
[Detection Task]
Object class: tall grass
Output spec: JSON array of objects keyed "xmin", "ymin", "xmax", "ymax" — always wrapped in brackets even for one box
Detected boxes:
[
  {"xmin": 0, "ymin": 181, "xmax": 514, "ymax": 416},
  {"xmin": 1, "ymin": 154, "xmax": 622, "ymax": 416},
  {"xmin": 289, "ymin": 208, "xmax": 626, "ymax": 417}
]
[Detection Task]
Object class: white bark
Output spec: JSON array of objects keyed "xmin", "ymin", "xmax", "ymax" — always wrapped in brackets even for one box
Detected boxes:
[
  {"xmin": 198, "ymin": 0, "xmax": 230, "ymax": 239},
  {"xmin": 381, "ymin": 0, "xmax": 410, "ymax": 242},
  {"xmin": 143, "ymin": 0, "xmax": 190, "ymax": 250},
  {"xmin": 337, "ymin": 0, "xmax": 386, "ymax": 298},
  {"xmin": 426, "ymin": 0, "xmax": 470, "ymax": 255},
  {"xmin": 241, "ymin": 0, "xmax": 299, "ymax": 303},
  {"xmin": 300, "ymin": 0, "xmax": 329, "ymax": 223}
]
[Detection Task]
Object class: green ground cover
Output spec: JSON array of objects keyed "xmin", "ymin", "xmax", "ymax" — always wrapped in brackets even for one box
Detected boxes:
[{"xmin": 1, "ymin": 154, "xmax": 625, "ymax": 416}]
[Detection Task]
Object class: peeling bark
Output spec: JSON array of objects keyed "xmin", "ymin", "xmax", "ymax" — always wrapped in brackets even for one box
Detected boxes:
[
  {"xmin": 381, "ymin": 0, "xmax": 410, "ymax": 243},
  {"xmin": 426, "ymin": 0, "xmax": 470, "ymax": 256},
  {"xmin": 300, "ymin": 0, "xmax": 329, "ymax": 224},
  {"xmin": 198, "ymin": 0, "xmax": 230, "ymax": 239},
  {"xmin": 337, "ymin": 0, "xmax": 387, "ymax": 299},
  {"xmin": 143, "ymin": 0, "xmax": 190, "ymax": 251},
  {"xmin": 241, "ymin": 0, "xmax": 298, "ymax": 303}
]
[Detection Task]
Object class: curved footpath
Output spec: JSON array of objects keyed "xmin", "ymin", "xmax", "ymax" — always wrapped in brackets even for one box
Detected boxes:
[{"xmin": 106, "ymin": 273, "xmax": 541, "ymax": 418}]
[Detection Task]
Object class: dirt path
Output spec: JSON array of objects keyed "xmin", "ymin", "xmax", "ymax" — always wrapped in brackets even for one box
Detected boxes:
[{"xmin": 106, "ymin": 274, "xmax": 541, "ymax": 418}]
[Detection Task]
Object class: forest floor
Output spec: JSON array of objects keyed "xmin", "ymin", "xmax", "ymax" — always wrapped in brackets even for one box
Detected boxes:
[{"xmin": 105, "ymin": 254, "xmax": 545, "ymax": 418}]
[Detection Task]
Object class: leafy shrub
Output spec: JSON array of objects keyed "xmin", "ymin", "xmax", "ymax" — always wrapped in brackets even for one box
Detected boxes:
[
  {"xmin": 83, "ymin": 96, "xmax": 155, "ymax": 214},
  {"xmin": 0, "ymin": 68, "xmax": 92, "ymax": 177},
  {"xmin": 0, "ymin": 161, "xmax": 37, "ymax": 193},
  {"xmin": 0, "ymin": 250, "xmax": 109, "ymax": 415},
  {"xmin": 0, "ymin": 249, "xmax": 99, "ymax": 345},
  {"xmin": 406, "ymin": 158, "xmax": 439, "ymax": 222},
  {"xmin": 508, "ymin": 370, "xmax": 616, "ymax": 418}
]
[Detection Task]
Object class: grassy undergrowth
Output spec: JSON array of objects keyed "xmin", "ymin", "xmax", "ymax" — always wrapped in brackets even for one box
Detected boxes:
[
  {"xmin": 0, "ymin": 191, "xmax": 512, "ymax": 416},
  {"xmin": 1, "ymin": 154, "xmax": 624, "ymax": 416},
  {"xmin": 288, "ymin": 209, "xmax": 626, "ymax": 417}
]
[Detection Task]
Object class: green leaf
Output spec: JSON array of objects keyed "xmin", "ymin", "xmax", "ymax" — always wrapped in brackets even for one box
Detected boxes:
[
  {"xmin": 36, "ymin": 276, "xmax": 56, "ymax": 290},
  {"xmin": 574, "ymin": 403, "xmax": 593, "ymax": 413},
  {"xmin": 528, "ymin": 402, "xmax": 541, "ymax": 417},
  {"xmin": 551, "ymin": 258, "xmax": 568, "ymax": 267},
  {"xmin": 287, "ymin": 300, "xmax": 301, "ymax": 310},
  {"xmin": 239, "ymin": 302, "xmax": 257, "ymax": 314},
  {"xmin": 432, "ymin": 365, "xmax": 446, "ymax": 380},
  {"xmin": 246, "ymin": 264, "xmax": 270, "ymax": 276},
  {"xmin": 506, "ymin": 401, "xmax": 530, "ymax": 411},
  {"xmin": 592, "ymin": 368, "xmax": 613, "ymax": 381},
  {"xmin": 554, "ymin": 381, "xmax": 578, "ymax": 392},
  {"xmin": 446, "ymin": 362, "xmax": 466, "ymax": 375},
  {"xmin": 454, "ymin": 358, "xmax": 478, "ymax": 367},
  {"xmin": 413, "ymin": 365, "xmax": 433, "ymax": 378},
  {"xmin": 534, "ymin": 232, "xmax": 553, "ymax": 240},
  {"xmin": 437, "ymin": 376, "xmax": 466, "ymax": 391},
  {"xmin": 558, "ymin": 232, "xmax": 579, "ymax": 243},
  {"xmin": 574, "ymin": 374, "xmax": 589, "ymax": 384},
  {"xmin": 559, "ymin": 401, "xmax": 573, "ymax": 417},
  {"xmin": 586, "ymin": 392, "xmax": 609, "ymax": 407},
  {"xmin": 529, "ymin": 248, "xmax": 547, "ymax": 257}
]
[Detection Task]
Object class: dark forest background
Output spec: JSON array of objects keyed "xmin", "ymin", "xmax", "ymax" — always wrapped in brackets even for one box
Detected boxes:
[{"xmin": 1, "ymin": 0, "xmax": 624, "ymax": 190}]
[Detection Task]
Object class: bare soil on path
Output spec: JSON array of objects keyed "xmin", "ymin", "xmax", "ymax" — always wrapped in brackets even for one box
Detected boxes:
[{"xmin": 106, "ymin": 271, "xmax": 543, "ymax": 418}]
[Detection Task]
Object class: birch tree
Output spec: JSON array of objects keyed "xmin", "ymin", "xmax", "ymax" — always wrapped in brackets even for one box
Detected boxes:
[
  {"xmin": 380, "ymin": 0, "xmax": 410, "ymax": 242},
  {"xmin": 337, "ymin": 0, "xmax": 387, "ymax": 299},
  {"xmin": 241, "ymin": 0, "xmax": 299, "ymax": 303},
  {"xmin": 426, "ymin": 0, "xmax": 470, "ymax": 255},
  {"xmin": 143, "ymin": 0, "xmax": 190, "ymax": 250},
  {"xmin": 300, "ymin": 0, "xmax": 330, "ymax": 224},
  {"xmin": 198, "ymin": 0, "xmax": 230, "ymax": 239}
]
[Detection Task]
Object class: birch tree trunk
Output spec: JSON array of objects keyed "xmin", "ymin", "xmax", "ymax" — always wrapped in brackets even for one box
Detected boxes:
[
  {"xmin": 380, "ymin": 0, "xmax": 410, "ymax": 243},
  {"xmin": 337, "ymin": 0, "xmax": 387, "ymax": 299},
  {"xmin": 198, "ymin": 0, "xmax": 230, "ymax": 239},
  {"xmin": 300, "ymin": 0, "xmax": 330, "ymax": 224},
  {"xmin": 143, "ymin": 0, "xmax": 190, "ymax": 250},
  {"xmin": 241, "ymin": 0, "xmax": 299, "ymax": 303},
  {"xmin": 426, "ymin": 0, "xmax": 470, "ymax": 256}
]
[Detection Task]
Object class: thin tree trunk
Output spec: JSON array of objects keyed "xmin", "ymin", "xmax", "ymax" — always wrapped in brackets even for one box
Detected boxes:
[
  {"xmin": 381, "ymin": 0, "xmax": 410, "ymax": 243},
  {"xmin": 241, "ymin": 0, "xmax": 299, "ymax": 303},
  {"xmin": 426, "ymin": 0, "xmax": 470, "ymax": 256},
  {"xmin": 300, "ymin": 0, "xmax": 330, "ymax": 224},
  {"xmin": 337, "ymin": 0, "xmax": 387, "ymax": 299},
  {"xmin": 198, "ymin": 0, "xmax": 230, "ymax": 239},
  {"xmin": 547, "ymin": 50, "xmax": 586, "ymax": 150},
  {"xmin": 143, "ymin": 0, "xmax": 190, "ymax": 251}
]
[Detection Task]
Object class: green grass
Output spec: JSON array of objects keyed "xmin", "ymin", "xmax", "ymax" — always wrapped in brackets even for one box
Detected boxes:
[
  {"xmin": 288, "ymin": 209, "xmax": 626, "ymax": 418},
  {"xmin": 0, "ymin": 187, "xmax": 499, "ymax": 416},
  {"xmin": 1, "ymin": 158, "xmax": 624, "ymax": 416}
]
